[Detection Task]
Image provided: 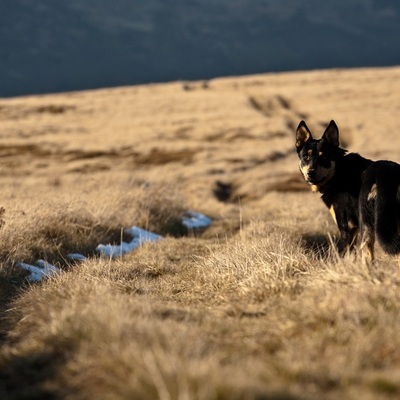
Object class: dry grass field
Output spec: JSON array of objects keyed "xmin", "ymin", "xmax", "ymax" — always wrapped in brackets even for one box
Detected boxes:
[{"xmin": 1, "ymin": 66, "xmax": 400, "ymax": 399}]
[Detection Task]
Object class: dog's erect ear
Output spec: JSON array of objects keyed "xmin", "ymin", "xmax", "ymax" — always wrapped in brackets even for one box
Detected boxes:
[
  {"xmin": 295, "ymin": 121, "xmax": 312, "ymax": 150},
  {"xmin": 322, "ymin": 120, "xmax": 339, "ymax": 147}
]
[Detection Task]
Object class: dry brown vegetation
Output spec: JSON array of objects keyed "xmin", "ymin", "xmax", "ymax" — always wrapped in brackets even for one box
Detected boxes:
[{"xmin": 1, "ymin": 67, "xmax": 400, "ymax": 399}]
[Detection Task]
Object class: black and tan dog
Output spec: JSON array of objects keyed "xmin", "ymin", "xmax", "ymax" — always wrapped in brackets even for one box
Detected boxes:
[{"xmin": 295, "ymin": 120, "xmax": 400, "ymax": 262}]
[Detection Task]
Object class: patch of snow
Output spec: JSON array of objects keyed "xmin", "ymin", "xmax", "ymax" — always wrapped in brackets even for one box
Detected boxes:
[
  {"xmin": 16, "ymin": 211, "xmax": 212, "ymax": 279},
  {"xmin": 182, "ymin": 211, "xmax": 212, "ymax": 229},
  {"xmin": 16, "ymin": 260, "xmax": 60, "ymax": 282},
  {"xmin": 96, "ymin": 226, "xmax": 163, "ymax": 258},
  {"xmin": 66, "ymin": 253, "xmax": 87, "ymax": 261},
  {"xmin": 124, "ymin": 226, "xmax": 163, "ymax": 242}
]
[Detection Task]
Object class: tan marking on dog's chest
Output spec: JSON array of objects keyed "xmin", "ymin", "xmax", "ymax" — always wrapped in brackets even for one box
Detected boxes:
[
  {"xmin": 329, "ymin": 205, "xmax": 337, "ymax": 225},
  {"xmin": 311, "ymin": 184, "xmax": 319, "ymax": 192}
]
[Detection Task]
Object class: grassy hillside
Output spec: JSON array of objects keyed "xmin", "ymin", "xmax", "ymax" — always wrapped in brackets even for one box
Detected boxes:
[{"xmin": 0, "ymin": 66, "xmax": 400, "ymax": 399}]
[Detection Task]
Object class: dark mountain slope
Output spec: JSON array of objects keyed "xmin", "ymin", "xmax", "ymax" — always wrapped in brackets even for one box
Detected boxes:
[{"xmin": 1, "ymin": 0, "xmax": 399, "ymax": 97}]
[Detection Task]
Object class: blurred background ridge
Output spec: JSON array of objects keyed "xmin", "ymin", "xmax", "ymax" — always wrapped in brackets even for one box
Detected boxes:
[{"xmin": 1, "ymin": 0, "xmax": 399, "ymax": 97}]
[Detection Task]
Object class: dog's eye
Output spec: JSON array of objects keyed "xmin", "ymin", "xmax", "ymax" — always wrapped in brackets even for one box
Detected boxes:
[{"xmin": 304, "ymin": 155, "xmax": 310, "ymax": 161}]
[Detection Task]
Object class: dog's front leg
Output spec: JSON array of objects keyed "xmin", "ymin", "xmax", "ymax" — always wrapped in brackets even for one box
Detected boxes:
[
  {"xmin": 339, "ymin": 227, "xmax": 358, "ymax": 256},
  {"xmin": 328, "ymin": 199, "xmax": 359, "ymax": 256}
]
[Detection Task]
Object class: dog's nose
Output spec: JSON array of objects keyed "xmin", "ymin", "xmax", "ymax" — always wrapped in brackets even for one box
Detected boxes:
[{"xmin": 308, "ymin": 169, "xmax": 316, "ymax": 179}]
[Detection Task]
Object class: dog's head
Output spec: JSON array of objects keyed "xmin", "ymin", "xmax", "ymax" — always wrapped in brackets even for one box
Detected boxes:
[{"xmin": 295, "ymin": 120, "xmax": 346, "ymax": 190}]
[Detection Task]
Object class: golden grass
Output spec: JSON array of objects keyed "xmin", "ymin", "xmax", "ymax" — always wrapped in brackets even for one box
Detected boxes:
[{"xmin": 1, "ymin": 67, "xmax": 400, "ymax": 399}]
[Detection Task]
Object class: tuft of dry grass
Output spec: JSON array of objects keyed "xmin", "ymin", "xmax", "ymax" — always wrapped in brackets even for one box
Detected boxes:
[
  {"xmin": 133, "ymin": 183, "xmax": 189, "ymax": 236},
  {"xmin": 3, "ymin": 215, "xmax": 400, "ymax": 399}
]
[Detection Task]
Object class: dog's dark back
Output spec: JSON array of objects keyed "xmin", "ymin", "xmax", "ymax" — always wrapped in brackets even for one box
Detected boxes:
[{"xmin": 360, "ymin": 161, "xmax": 400, "ymax": 255}]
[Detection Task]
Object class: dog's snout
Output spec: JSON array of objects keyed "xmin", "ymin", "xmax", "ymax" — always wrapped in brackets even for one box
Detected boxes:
[{"xmin": 307, "ymin": 168, "xmax": 317, "ymax": 179}]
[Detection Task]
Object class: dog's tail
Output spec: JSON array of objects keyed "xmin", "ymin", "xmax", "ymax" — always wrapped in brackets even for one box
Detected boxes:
[{"xmin": 375, "ymin": 167, "xmax": 400, "ymax": 255}]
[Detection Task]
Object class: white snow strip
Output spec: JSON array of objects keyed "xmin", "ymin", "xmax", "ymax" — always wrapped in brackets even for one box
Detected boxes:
[
  {"xmin": 182, "ymin": 211, "xmax": 212, "ymax": 229},
  {"xmin": 36, "ymin": 259, "xmax": 60, "ymax": 273},
  {"xmin": 17, "ymin": 260, "xmax": 61, "ymax": 282},
  {"xmin": 16, "ymin": 211, "xmax": 212, "ymax": 278},
  {"xmin": 124, "ymin": 226, "xmax": 163, "ymax": 243},
  {"xmin": 96, "ymin": 226, "xmax": 163, "ymax": 258},
  {"xmin": 96, "ymin": 240, "xmax": 140, "ymax": 258},
  {"xmin": 16, "ymin": 262, "xmax": 44, "ymax": 282},
  {"xmin": 67, "ymin": 253, "xmax": 87, "ymax": 261}
]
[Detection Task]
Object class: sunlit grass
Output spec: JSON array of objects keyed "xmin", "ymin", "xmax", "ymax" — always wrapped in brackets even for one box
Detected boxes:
[{"xmin": 1, "ymin": 66, "xmax": 400, "ymax": 399}]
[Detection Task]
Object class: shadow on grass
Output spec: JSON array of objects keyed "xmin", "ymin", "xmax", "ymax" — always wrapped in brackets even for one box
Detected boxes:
[
  {"xmin": 0, "ymin": 274, "xmax": 21, "ymax": 345},
  {"xmin": 0, "ymin": 344, "xmax": 68, "ymax": 400},
  {"xmin": 0, "ymin": 272, "xmax": 62, "ymax": 400},
  {"xmin": 301, "ymin": 232, "xmax": 339, "ymax": 260}
]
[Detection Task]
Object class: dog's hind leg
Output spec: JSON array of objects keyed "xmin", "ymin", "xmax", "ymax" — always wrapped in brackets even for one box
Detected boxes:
[
  {"xmin": 360, "ymin": 228, "xmax": 375, "ymax": 264},
  {"xmin": 359, "ymin": 202, "xmax": 375, "ymax": 264},
  {"xmin": 359, "ymin": 175, "xmax": 377, "ymax": 264}
]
